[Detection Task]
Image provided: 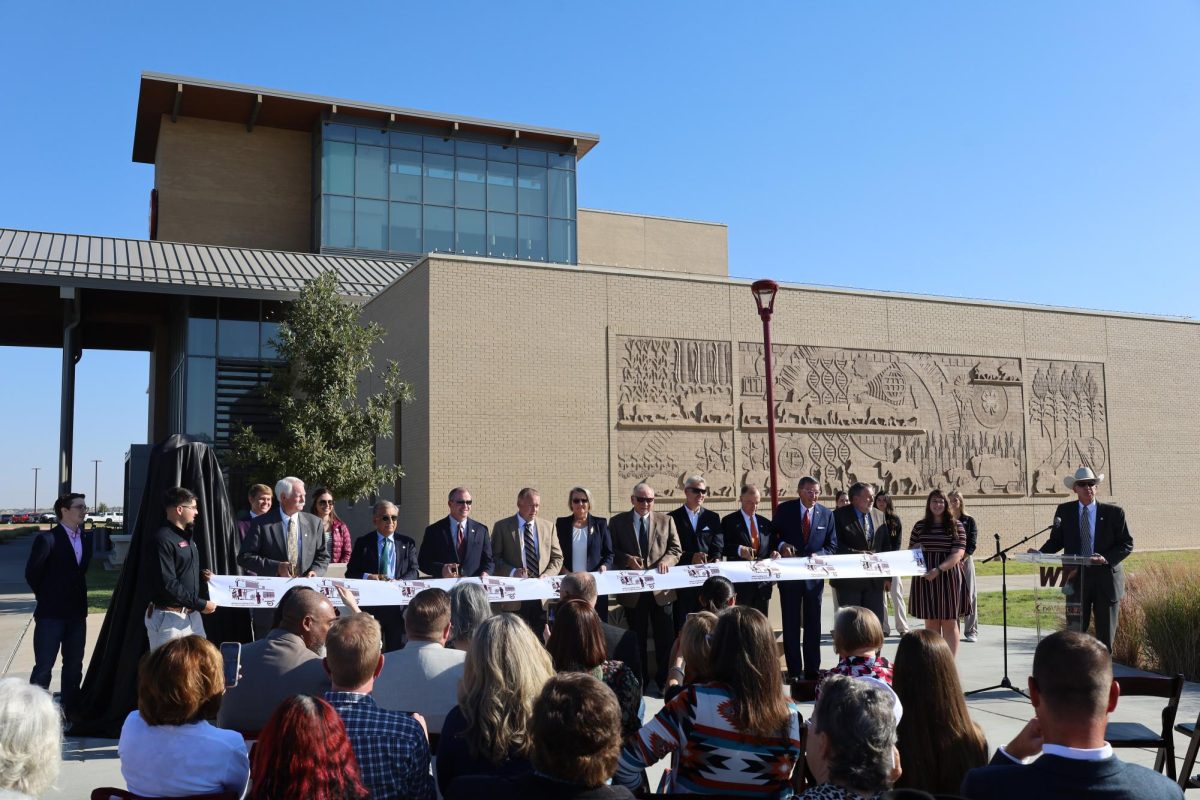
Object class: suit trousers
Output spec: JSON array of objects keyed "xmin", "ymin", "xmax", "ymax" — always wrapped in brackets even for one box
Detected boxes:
[
  {"xmin": 672, "ymin": 587, "xmax": 700, "ymax": 632},
  {"xmin": 735, "ymin": 582, "xmax": 773, "ymax": 617},
  {"xmin": 30, "ymin": 616, "xmax": 86, "ymax": 711},
  {"xmin": 779, "ymin": 580, "xmax": 824, "ymax": 679},
  {"xmin": 1072, "ymin": 568, "xmax": 1119, "ymax": 651},
  {"xmin": 369, "ymin": 606, "xmax": 407, "ymax": 651},
  {"xmin": 629, "ymin": 594, "xmax": 674, "ymax": 690},
  {"xmin": 833, "ymin": 580, "xmax": 887, "ymax": 633}
]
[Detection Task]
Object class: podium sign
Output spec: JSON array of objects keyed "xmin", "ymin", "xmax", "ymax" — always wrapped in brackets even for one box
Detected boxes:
[{"xmin": 1012, "ymin": 553, "xmax": 1095, "ymax": 639}]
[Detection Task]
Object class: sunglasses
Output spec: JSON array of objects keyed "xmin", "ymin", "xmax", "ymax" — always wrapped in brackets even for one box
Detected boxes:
[
  {"xmin": 316, "ymin": 499, "xmax": 334, "ymax": 506},
  {"xmin": 634, "ymin": 496, "xmax": 655, "ymax": 504},
  {"xmin": 378, "ymin": 515, "xmax": 399, "ymax": 522},
  {"xmin": 1077, "ymin": 482, "xmax": 1097, "ymax": 488},
  {"xmin": 451, "ymin": 499, "xmax": 473, "ymax": 505},
  {"xmin": 570, "ymin": 497, "xmax": 589, "ymax": 505},
  {"xmin": 686, "ymin": 487, "xmax": 708, "ymax": 495}
]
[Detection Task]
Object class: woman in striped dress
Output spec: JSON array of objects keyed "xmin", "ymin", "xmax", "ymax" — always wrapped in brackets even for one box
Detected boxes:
[{"xmin": 907, "ymin": 489, "xmax": 967, "ymax": 657}]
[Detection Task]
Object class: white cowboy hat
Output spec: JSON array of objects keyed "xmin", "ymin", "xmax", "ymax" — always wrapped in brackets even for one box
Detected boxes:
[{"xmin": 1064, "ymin": 467, "xmax": 1105, "ymax": 490}]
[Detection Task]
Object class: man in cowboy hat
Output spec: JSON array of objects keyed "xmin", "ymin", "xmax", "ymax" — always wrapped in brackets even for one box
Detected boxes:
[{"xmin": 1037, "ymin": 467, "xmax": 1133, "ymax": 651}]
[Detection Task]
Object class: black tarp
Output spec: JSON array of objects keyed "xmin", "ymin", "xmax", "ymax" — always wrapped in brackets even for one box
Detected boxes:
[{"xmin": 71, "ymin": 435, "xmax": 252, "ymax": 737}]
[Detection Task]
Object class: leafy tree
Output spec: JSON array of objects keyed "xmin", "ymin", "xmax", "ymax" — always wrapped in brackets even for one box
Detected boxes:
[
  {"xmin": 231, "ymin": 271, "xmax": 412, "ymax": 501},
  {"xmin": 96, "ymin": 502, "xmax": 110, "ymax": 513}
]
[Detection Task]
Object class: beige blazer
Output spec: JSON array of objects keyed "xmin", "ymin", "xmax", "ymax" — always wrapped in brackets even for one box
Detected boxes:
[
  {"xmin": 609, "ymin": 510, "xmax": 683, "ymax": 607},
  {"xmin": 492, "ymin": 515, "xmax": 563, "ymax": 578}
]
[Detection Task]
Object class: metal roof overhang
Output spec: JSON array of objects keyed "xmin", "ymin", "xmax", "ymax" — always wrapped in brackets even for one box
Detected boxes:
[{"xmin": 132, "ymin": 72, "xmax": 601, "ymax": 164}]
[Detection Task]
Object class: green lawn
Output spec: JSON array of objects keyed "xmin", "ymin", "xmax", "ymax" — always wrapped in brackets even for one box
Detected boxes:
[
  {"xmin": 974, "ymin": 548, "xmax": 1200, "ymax": 578},
  {"xmin": 87, "ymin": 558, "xmax": 123, "ymax": 614}
]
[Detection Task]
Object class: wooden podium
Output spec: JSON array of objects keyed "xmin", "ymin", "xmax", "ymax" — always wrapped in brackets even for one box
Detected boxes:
[{"xmin": 1012, "ymin": 552, "xmax": 1095, "ymax": 639}]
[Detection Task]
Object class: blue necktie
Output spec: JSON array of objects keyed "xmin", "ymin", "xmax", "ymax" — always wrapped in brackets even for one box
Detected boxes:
[{"xmin": 381, "ymin": 537, "xmax": 394, "ymax": 577}]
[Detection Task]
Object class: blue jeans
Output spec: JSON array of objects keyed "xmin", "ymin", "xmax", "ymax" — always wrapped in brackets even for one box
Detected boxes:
[{"xmin": 30, "ymin": 616, "xmax": 86, "ymax": 711}]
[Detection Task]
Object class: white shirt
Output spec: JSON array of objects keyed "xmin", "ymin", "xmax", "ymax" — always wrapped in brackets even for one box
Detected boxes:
[
  {"xmin": 119, "ymin": 711, "xmax": 249, "ymax": 797},
  {"xmin": 999, "ymin": 741, "xmax": 1114, "ymax": 764},
  {"xmin": 685, "ymin": 505, "xmax": 701, "ymax": 531},
  {"xmin": 571, "ymin": 522, "xmax": 589, "ymax": 573}
]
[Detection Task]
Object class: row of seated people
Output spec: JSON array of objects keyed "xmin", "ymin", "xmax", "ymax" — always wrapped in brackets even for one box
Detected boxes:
[{"xmin": 0, "ymin": 603, "xmax": 1185, "ymax": 800}]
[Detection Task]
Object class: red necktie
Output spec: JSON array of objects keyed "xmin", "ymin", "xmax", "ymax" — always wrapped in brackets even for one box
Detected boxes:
[
  {"xmin": 802, "ymin": 509, "xmax": 811, "ymax": 548},
  {"xmin": 456, "ymin": 523, "xmax": 466, "ymax": 561},
  {"xmin": 750, "ymin": 516, "xmax": 760, "ymax": 554}
]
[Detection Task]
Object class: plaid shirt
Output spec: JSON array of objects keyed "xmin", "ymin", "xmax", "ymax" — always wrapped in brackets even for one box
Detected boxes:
[{"xmin": 325, "ymin": 691, "xmax": 435, "ymax": 800}]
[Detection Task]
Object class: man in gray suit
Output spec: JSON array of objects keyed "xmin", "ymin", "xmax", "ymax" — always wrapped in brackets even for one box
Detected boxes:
[
  {"xmin": 238, "ymin": 476, "xmax": 330, "ymax": 636},
  {"xmin": 216, "ymin": 587, "xmax": 335, "ymax": 733},
  {"xmin": 373, "ymin": 588, "xmax": 465, "ymax": 736}
]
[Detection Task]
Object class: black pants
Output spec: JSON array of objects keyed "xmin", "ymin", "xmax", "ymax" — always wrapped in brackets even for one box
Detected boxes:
[
  {"xmin": 31, "ymin": 615, "xmax": 86, "ymax": 712},
  {"xmin": 368, "ymin": 606, "xmax": 407, "ymax": 652},
  {"xmin": 673, "ymin": 586, "xmax": 701, "ymax": 632},
  {"xmin": 780, "ymin": 579, "xmax": 825, "ymax": 678},
  {"xmin": 735, "ymin": 582, "xmax": 774, "ymax": 617},
  {"xmin": 832, "ymin": 579, "xmax": 886, "ymax": 630},
  {"xmin": 629, "ymin": 594, "xmax": 675, "ymax": 690}
]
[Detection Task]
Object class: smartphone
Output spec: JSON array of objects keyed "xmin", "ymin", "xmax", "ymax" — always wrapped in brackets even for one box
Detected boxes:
[{"xmin": 219, "ymin": 642, "xmax": 241, "ymax": 687}]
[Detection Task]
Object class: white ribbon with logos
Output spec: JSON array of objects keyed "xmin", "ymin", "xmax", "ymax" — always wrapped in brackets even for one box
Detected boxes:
[{"xmin": 208, "ymin": 548, "xmax": 928, "ymax": 609}]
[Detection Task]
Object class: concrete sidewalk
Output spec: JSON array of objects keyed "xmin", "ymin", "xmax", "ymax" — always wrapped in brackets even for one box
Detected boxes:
[{"xmin": 1, "ymin": 529, "xmax": 1195, "ymax": 797}]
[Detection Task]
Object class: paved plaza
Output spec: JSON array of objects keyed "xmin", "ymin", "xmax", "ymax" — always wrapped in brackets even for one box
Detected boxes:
[{"xmin": 1, "ymin": 530, "xmax": 1195, "ymax": 798}]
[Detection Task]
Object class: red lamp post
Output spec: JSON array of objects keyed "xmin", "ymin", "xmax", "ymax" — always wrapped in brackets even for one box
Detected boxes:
[{"xmin": 751, "ymin": 279, "xmax": 781, "ymax": 513}]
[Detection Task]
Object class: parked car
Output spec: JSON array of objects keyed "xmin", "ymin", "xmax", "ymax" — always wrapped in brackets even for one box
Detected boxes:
[
  {"xmin": 10, "ymin": 513, "xmax": 33, "ymax": 524},
  {"xmin": 0, "ymin": 514, "xmax": 12, "ymax": 524},
  {"xmin": 38, "ymin": 512, "xmax": 57, "ymax": 523},
  {"xmin": 85, "ymin": 510, "xmax": 124, "ymax": 528}
]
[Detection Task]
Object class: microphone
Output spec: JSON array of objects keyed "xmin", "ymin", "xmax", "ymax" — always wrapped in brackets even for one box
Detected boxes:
[{"xmin": 1053, "ymin": 517, "xmax": 1061, "ymax": 530}]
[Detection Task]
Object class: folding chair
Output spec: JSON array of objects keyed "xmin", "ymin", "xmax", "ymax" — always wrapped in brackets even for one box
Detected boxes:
[
  {"xmin": 1177, "ymin": 706, "xmax": 1200, "ymax": 791},
  {"xmin": 1105, "ymin": 673, "xmax": 1184, "ymax": 780},
  {"xmin": 92, "ymin": 790, "xmax": 238, "ymax": 800}
]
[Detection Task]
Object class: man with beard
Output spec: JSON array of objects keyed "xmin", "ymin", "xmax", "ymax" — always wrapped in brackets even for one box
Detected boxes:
[{"xmin": 145, "ymin": 487, "xmax": 216, "ymax": 651}]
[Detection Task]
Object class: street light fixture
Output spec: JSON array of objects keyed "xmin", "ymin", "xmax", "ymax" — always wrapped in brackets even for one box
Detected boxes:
[{"xmin": 750, "ymin": 279, "xmax": 781, "ymax": 513}]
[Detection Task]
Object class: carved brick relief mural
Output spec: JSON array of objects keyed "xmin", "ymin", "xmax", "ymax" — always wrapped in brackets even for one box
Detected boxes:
[{"xmin": 608, "ymin": 334, "xmax": 1111, "ymax": 506}]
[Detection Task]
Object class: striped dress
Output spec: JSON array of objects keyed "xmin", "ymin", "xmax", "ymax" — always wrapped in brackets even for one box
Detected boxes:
[
  {"xmin": 615, "ymin": 683, "xmax": 803, "ymax": 797},
  {"xmin": 907, "ymin": 518, "xmax": 966, "ymax": 620}
]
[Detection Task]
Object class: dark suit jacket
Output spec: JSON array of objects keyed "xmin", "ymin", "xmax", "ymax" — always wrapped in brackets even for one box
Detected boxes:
[
  {"xmin": 554, "ymin": 515, "xmax": 614, "ymax": 573},
  {"xmin": 25, "ymin": 524, "xmax": 93, "ymax": 619},
  {"xmin": 832, "ymin": 504, "xmax": 890, "ymax": 591},
  {"xmin": 237, "ymin": 509, "xmax": 329, "ymax": 576},
  {"xmin": 345, "ymin": 531, "xmax": 419, "ymax": 580},
  {"xmin": 602, "ymin": 619, "xmax": 642, "ymax": 680},
  {"xmin": 609, "ymin": 510, "xmax": 682, "ymax": 607},
  {"xmin": 772, "ymin": 499, "xmax": 836, "ymax": 556},
  {"xmin": 961, "ymin": 751, "xmax": 1184, "ymax": 800},
  {"xmin": 1040, "ymin": 501, "xmax": 1133, "ymax": 600},
  {"xmin": 667, "ymin": 505, "xmax": 724, "ymax": 564},
  {"xmin": 721, "ymin": 511, "xmax": 775, "ymax": 560},
  {"xmin": 419, "ymin": 517, "xmax": 494, "ymax": 577}
]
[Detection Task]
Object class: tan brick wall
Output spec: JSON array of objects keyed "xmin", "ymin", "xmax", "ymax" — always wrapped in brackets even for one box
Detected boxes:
[
  {"xmin": 578, "ymin": 209, "xmax": 727, "ymax": 276},
  {"xmin": 364, "ymin": 259, "xmax": 1199, "ymax": 555},
  {"xmin": 154, "ymin": 115, "xmax": 311, "ymax": 252}
]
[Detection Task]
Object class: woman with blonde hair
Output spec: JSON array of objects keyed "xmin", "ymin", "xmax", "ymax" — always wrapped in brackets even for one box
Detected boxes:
[
  {"xmin": 948, "ymin": 489, "xmax": 980, "ymax": 642},
  {"xmin": 662, "ymin": 610, "xmax": 718, "ymax": 701},
  {"xmin": 0, "ymin": 678, "xmax": 62, "ymax": 799},
  {"xmin": 436, "ymin": 613, "xmax": 555, "ymax": 796}
]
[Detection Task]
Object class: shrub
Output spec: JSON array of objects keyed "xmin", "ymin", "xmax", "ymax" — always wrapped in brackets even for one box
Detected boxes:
[{"xmin": 1138, "ymin": 564, "xmax": 1200, "ymax": 681}]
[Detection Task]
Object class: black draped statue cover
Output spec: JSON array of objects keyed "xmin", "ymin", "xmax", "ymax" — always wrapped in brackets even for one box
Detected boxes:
[{"xmin": 72, "ymin": 434, "xmax": 252, "ymax": 737}]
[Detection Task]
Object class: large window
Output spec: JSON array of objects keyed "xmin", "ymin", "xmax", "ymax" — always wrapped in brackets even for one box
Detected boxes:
[{"xmin": 317, "ymin": 120, "xmax": 577, "ymax": 264}]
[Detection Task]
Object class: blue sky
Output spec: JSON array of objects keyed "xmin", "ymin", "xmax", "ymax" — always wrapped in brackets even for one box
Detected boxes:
[{"xmin": 1, "ymin": 2, "xmax": 1197, "ymax": 507}]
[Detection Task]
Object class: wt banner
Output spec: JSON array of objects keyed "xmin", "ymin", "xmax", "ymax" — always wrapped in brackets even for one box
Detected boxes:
[{"xmin": 208, "ymin": 549, "xmax": 928, "ymax": 609}]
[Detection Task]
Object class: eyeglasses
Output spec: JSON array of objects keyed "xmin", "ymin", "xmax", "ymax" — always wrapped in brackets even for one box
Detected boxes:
[
  {"xmin": 451, "ymin": 499, "xmax": 473, "ymax": 506},
  {"xmin": 316, "ymin": 499, "xmax": 334, "ymax": 506},
  {"xmin": 1077, "ymin": 481, "xmax": 1097, "ymax": 488},
  {"xmin": 634, "ymin": 496, "xmax": 655, "ymax": 504},
  {"xmin": 69, "ymin": 504, "xmax": 88, "ymax": 512},
  {"xmin": 686, "ymin": 487, "xmax": 708, "ymax": 495},
  {"xmin": 378, "ymin": 515, "xmax": 398, "ymax": 522},
  {"xmin": 570, "ymin": 497, "xmax": 589, "ymax": 505},
  {"xmin": 181, "ymin": 504, "xmax": 198, "ymax": 511}
]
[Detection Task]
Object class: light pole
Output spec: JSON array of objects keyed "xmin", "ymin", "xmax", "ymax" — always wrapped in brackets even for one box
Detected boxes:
[
  {"xmin": 32, "ymin": 467, "xmax": 41, "ymax": 514},
  {"xmin": 92, "ymin": 459, "xmax": 102, "ymax": 510},
  {"xmin": 751, "ymin": 279, "xmax": 781, "ymax": 513}
]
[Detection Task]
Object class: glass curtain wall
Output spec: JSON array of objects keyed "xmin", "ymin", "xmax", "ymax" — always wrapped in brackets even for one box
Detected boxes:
[{"xmin": 318, "ymin": 121, "xmax": 577, "ymax": 264}]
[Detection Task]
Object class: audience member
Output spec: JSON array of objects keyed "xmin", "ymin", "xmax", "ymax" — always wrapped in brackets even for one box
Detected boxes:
[
  {"xmin": 615, "ymin": 606, "xmax": 803, "ymax": 795},
  {"xmin": 696, "ymin": 574, "xmax": 736, "ymax": 613},
  {"xmin": 948, "ymin": 490, "xmax": 979, "ymax": 643},
  {"xmin": 448, "ymin": 581, "xmax": 493, "ymax": 652},
  {"xmin": 547, "ymin": 599, "xmax": 641, "ymax": 738},
  {"xmin": 875, "ymin": 492, "xmax": 910, "ymax": 637},
  {"xmin": 662, "ymin": 610, "xmax": 717, "ymax": 702},
  {"xmin": 324, "ymin": 612, "xmax": 435, "ymax": 800},
  {"xmin": 237, "ymin": 483, "xmax": 274, "ymax": 541},
  {"xmin": 248, "ymin": 694, "xmax": 369, "ymax": 800},
  {"xmin": 0, "ymin": 678, "xmax": 62, "ymax": 800},
  {"xmin": 960, "ymin": 630, "xmax": 1183, "ymax": 800},
  {"xmin": 559, "ymin": 571, "xmax": 641, "ymax": 680},
  {"xmin": 119, "ymin": 636, "xmax": 249, "ymax": 798},
  {"xmin": 906, "ymin": 490, "xmax": 967, "ymax": 658},
  {"xmin": 311, "ymin": 486, "xmax": 352, "ymax": 564},
  {"xmin": 667, "ymin": 475, "xmax": 724, "ymax": 627},
  {"xmin": 374, "ymin": 587, "xmax": 465, "ymax": 735},
  {"xmin": 218, "ymin": 586, "xmax": 335, "ymax": 733},
  {"xmin": 799, "ymin": 674, "xmax": 901, "ymax": 800},
  {"xmin": 722, "ymin": 484, "xmax": 778, "ymax": 614},
  {"xmin": 609, "ymin": 482, "xmax": 682, "ymax": 692},
  {"xmin": 834, "ymin": 490, "xmax": 851, "ymax": 509},
  {"xmin": 555, "ymin": 486, "xmax": 614, "ymax": 620},
  {"xmin": 146, "ymin": 487, "xmax": 216, "ymax": 651},
  {"xmin": 892, "ymin": 630, "xmax": 987, "ymax": 794},
  {"xmin": 436, "ymin": 613, "xmax": 555, "ymax": 795},
  {"xmin": 448, "ymin": 673, "xmax": 636, "ymax": 800},
  {"xmin": 346, "ymin": 499, "xmax": 419, "ymax": 650},
  {"xmin": 818, "ymin": 606, "xmax": 893, "ymax": 694},
  {"xmin": 24, "ymin": 492, "xmax": 91, "ymax": 717}
]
